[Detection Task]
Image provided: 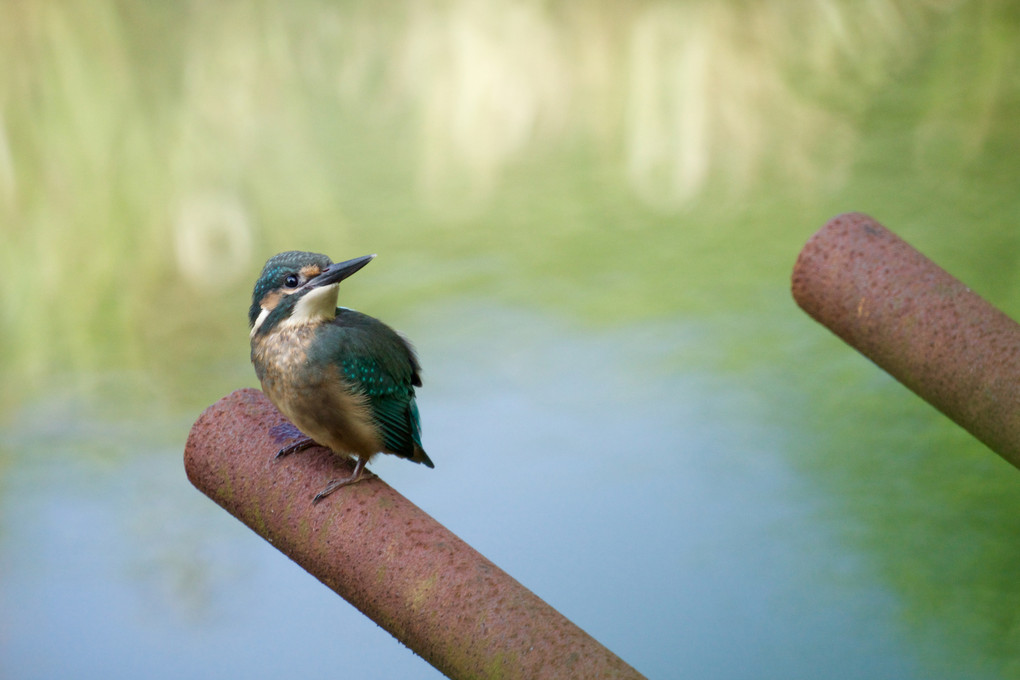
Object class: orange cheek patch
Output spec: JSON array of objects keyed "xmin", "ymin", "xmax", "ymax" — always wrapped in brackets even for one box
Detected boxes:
[{"xmin": 260, "ymin": 290, "xmax": 283, "ymax": 310}]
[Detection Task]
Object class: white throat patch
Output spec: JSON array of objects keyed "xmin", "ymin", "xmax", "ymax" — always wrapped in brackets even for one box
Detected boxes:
[{"xmin": 282, "ymin": 283, "xmax": 340, "ymax": 328}]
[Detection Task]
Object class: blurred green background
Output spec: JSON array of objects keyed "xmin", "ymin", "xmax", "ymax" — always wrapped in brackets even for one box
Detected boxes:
[{"xmin": 2, "ymin": 1, "xmax": 1020, "ymax": 678}]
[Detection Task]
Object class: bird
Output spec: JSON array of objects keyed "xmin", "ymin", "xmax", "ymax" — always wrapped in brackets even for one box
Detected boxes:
[{"xmin": 248, "ymin": 250, "xmax": 433, "ymax": 502}]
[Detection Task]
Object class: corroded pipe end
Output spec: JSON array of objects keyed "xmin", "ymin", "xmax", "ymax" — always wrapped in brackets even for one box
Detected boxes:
[
  {"xmin": 792, "ymin": 212, "xmax": 1020, "ymax": 468},
  {"xmin": 184, "ymin": 388, "xmax": 646, "ymax": 680}
]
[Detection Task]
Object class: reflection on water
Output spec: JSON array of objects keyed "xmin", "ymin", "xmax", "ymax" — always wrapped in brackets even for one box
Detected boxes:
[{"xmin": 2, "ymin": 1, "xmax": 1020, "ymax": 678}]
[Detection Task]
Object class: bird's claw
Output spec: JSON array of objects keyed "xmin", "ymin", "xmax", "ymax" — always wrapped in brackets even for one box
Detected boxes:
[
  {"xmin": 311, "ymin": 460, "xmax": 373, "ymax": 503},
  {"xmin": 274, "ymin": 436, "xmax": 316, "ymax": 459}
]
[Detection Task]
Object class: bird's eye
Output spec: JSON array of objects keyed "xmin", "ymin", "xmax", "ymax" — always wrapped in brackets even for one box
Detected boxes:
[{"xmin": 285, "ymin": 274, "xmax": 299, "ymax": 287}]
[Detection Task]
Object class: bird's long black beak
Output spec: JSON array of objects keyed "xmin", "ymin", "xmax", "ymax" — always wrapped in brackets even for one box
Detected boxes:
[{"xmin": 306, "ymin": 254, "xmax": 376, "ymax": 289}]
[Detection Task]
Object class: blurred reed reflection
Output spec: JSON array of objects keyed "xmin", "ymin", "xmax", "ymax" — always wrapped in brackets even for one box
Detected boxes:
[{"xmin": 1, "ymin": 1, "xmax": 1011, "ymax": 396}]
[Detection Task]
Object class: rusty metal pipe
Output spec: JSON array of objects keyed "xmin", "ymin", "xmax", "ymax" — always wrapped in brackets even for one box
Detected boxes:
[
  {"xmin": 184, "ymin": 388, "xmax": 646, "ymax": 680},
  {"xmin": 792, "ymin": 212, "xmax": 1020, "ymax": 469}
]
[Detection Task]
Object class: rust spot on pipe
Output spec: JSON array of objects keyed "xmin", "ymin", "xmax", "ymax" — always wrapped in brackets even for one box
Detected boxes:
[
  {"xmin": 792, "ymin": 212, "xmax": 1020, "ymax": 469},
  {"xmin": 184, "ymin": 388, "xmax": 646, "ymax": 680}
]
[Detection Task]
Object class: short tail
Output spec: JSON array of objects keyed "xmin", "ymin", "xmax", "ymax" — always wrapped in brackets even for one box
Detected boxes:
[
  {"xmin": 408, "ymin": 400, "xmax": 433, "ymax": 468},
  {"xmin": 412, "ymin": 445, "xmax": 435, "ymax": 469}
]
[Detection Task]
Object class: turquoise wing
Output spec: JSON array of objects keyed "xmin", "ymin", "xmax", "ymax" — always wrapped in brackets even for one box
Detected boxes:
[
  {"xmin": 340, "ymin": 355, "xmax": 424, "ymax": 458},
  {"xmin": 319, "ymin": 308, "xmax": 431, "ymax": 466}
]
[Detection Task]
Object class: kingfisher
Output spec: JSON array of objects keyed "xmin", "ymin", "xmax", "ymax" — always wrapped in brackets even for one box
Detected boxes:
[{"xmin": 248, "ymin": 250, "xmax": 433, "ymax": 502}]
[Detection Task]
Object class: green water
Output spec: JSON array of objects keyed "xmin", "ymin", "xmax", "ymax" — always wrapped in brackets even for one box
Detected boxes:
[{"xmin": 2, "ymin": 2, "xmax": 1020, "ymax": 678}]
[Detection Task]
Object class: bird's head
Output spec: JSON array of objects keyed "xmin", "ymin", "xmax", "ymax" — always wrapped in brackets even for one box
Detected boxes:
[{"xmin": 249, "ymin": 251, "xmax": 375, "ymax": 337}]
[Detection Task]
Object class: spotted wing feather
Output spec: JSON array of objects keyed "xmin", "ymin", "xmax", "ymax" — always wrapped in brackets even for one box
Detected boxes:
[{"xmin": 312, "ymin": 309, "xmax": 433, "ymax": 467}]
